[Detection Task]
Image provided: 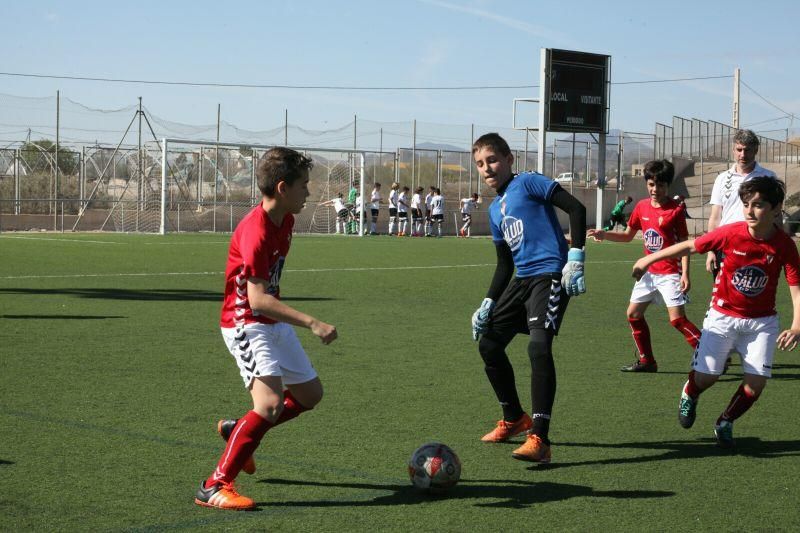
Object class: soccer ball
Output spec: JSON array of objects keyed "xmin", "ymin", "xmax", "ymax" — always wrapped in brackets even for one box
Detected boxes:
[{"xmin": 408, "ymin": 442, "xmax": 461, "ymax": 492}]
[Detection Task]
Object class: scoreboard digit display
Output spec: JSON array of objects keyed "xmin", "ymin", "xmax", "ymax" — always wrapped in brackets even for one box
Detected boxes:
[{"xmin": 545, "ymin": 49, "xmax": 610, "ymax": 133}]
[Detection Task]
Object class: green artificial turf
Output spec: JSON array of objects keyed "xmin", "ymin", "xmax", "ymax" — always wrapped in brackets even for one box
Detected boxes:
[{"xmin": 1, "ymin": 232, "xmax": 799, "ymax": 531}]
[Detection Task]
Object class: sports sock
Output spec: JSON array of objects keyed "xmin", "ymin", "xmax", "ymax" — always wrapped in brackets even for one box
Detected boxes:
[
  {"xmin": 206, "ymin": 410, "xmax": 270, "ymax": 487},
  {"xmin": 628, "ymin": 317, "xmax": 654, "ymax": 362},
  {"xmin": 274, "ymin": 390, "xmax": 311, "ymax": 425},
  {"xmin": 717, "ymin": 383, "xmax": 758, "ymax": 425},
  {"xmin": 528, "ymin": 331, "xmax": 555, "ymax": 443},
  {"xmin": 479, "ymin": 334, "xmax": 524, "ymax": 422},
  {"xmin": 670, "ymin": 316, "xmax": 701, "ymax": 349},
  {"xmin": 683, "ymin": 370, "xmax": 702, "ymax": 398}
]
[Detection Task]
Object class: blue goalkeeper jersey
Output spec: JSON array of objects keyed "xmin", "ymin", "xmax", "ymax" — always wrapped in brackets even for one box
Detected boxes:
[{"xmin": 488, "ymin": 172, "xmax": 568, "ymax": 277}]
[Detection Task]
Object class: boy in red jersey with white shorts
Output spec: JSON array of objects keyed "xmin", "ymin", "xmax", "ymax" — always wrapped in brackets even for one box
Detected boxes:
[
  {"xmin": 633, "ymin": 177, "xmax": 800, "ymax": 448},
  {"xmin": 195, "ymin": 147, "xmax": 338, "ymax": 510},
  {"xmin": 588, "ymin": 160, "xmax": 702, "ymax": 373}
]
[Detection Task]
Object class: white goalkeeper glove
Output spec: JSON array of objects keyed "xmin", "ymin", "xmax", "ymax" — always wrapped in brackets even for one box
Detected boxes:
[
  {"xmin": 561, "ymin": 248, "xmax": 586, "ymax": 296},
  {"xmin": 471, "ymin": 298, "xmax": 495, "ymax": 341}
]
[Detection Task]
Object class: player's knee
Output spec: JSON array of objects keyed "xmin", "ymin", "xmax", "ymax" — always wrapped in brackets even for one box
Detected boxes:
[
  {"xmin": 527, "ymin": 330, "xmax": 553, "ymax": 365},
  {"xmin": 478, "ymin": 334, "xmax": 506, "ymax": 366},
  {"xmin": 253, "ymin": 399, "xmax": 284, "ymax": 423},
  {"xmin": 627, "ymin": 310, "xmax": 644, "ymax": 320},
  {"xmin": 742, "ymin": 380, "xmax": 765, "ymax": 398}
]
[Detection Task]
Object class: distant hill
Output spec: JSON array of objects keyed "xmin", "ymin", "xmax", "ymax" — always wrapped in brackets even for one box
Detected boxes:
[{"xmin": 416, "ymin": 141, "xmax": 466, "ymax": 152}]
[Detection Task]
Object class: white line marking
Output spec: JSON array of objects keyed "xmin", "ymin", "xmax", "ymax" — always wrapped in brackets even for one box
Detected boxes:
[
  {"xmin": 0, "ymin": 260, "xmax": 653, "ymax": 280},
  {"xmin": 0, "ymin": 236, "xmax": 124, "ymax": 245}
]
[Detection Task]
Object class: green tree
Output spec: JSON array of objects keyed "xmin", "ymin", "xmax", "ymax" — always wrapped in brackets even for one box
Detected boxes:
[{"xmin": 19, "ymin": 139, "xmax": 79, "ymax": 175}]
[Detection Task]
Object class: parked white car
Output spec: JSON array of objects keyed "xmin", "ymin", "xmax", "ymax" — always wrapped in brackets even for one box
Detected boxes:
[{"xmin": 555, "ymin": 172, "xmax": 579, "ymax": 183}]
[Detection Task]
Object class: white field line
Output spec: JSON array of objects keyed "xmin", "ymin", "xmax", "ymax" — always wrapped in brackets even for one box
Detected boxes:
[
  {"xmin": 0, "ymin": 236, "xmax": 124, "ymax": 245},
  {"xmin": 0, "ymin": 260, "xmax": 648, "ymax": 280}
]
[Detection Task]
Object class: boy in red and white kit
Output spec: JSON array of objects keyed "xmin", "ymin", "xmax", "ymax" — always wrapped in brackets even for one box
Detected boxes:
[
  {"xmin": 589, "ymin": 160, "xmax": 702, "ymax": 373},
  {"xmin": 633, "ymin": 177, "xmax": 800, "ymax": 447},
  {"xmin": 195, "ymin": 147, "xmax": 338, "ymax": 510}
]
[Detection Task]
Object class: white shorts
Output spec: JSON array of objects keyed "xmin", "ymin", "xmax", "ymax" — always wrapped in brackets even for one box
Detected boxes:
[
  {"xmin": 692, "ymin": 308, "xmax": 778, "ymax": 377},
  {"xmin": 221, "ymin": 322, "xmax": 318, "ymax": 389},
  {"xmin": 630, "ymin": 272, "xmax": 687, "ymax": 307}
]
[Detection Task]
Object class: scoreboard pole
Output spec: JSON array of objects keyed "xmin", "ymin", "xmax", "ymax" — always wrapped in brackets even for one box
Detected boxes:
[{"xmin": 537, "ymin": 48, "xmax": 547, "ymax": 174}]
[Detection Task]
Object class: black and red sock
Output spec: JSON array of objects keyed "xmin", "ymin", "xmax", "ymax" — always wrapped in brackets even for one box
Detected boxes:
[{"xmin": 717, "ymin": 384, "xmax": 758, "ymax": 425}]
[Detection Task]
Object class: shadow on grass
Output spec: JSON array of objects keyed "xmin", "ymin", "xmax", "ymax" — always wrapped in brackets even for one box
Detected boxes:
[
  {"xmin": 0, "ymin": 459, "xmax": 13, "ymax": 465},
  {"xmin": 0, "ymin": 288, "xmax": 335, "ymax": 303},
  {"xmin": 537, "ymin": 437, "xmax": 800, "ymax": 470},
  {"xmin": 256, "ymin": 477, "xmax": 673, "ymax": 509},
  {"xmin": 627, "ymin": 363, "xmax": 800, "ymax": 382},
  {"xmin": 1, "ymin": 314, "xmax": 126, "ymax": 320}
]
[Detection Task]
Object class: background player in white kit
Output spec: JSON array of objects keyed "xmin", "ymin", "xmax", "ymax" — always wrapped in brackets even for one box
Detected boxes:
[
  {"xmin": 429, "ymin": 188, "xmax": 445, "ymax": 237},
  {"xmin": 397, "ymin": 186, "xmax": 411, "ymax": 236},
  {"xmin": 459, "ymin": 192, "xmax": 481, "ymax": 237},
  {"xmin": 411, "ymin": 186, "xmax": 424, "ymax": 237},
  {"xmin": 319, "ymin": 192, "xmax": 350, "ymax": 235},
  {"xmin": 424, "ymin": 185, "xmax": 435, "ymax": 236},
  {"xmin": 387, "ymin": 182, "xmax": 399, "ymax": 236},
  {"xmin": 368, "ymin": 182, "xmax": 382, "ymax": 235},
  {"xmin": 633, "ymin": 177, "xmax": 800, "ymax": 448}
]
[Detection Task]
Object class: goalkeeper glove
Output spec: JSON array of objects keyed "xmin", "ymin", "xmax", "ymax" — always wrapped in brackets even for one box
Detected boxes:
[
  {"xmin": 471, "ymin": 298, "xmax": 495, "ymax": 341},
  {"xmin": 561, "ymin": 248, "xmax": 586, "ymax": 296}
]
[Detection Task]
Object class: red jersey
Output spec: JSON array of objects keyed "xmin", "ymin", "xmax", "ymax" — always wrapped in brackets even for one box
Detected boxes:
[
  {"xmin": 694, "ymin": 222, "xmax": 800, "ymax": 319},
  {"xmin": 628, "ymin": 198, "xmax": 688, "ymax": 275},
  {"xmin": 220, "ymin": 205, "xmax": 294, "ymax": 328}
]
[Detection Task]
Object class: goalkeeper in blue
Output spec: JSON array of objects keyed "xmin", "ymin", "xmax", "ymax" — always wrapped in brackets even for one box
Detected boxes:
[{"xmin": 471, "ymin": 133, "xmax": 586, "ymax": 463}]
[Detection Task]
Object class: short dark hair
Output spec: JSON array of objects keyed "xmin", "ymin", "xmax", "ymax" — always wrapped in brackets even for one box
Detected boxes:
[
  {"xmin": 643, "ymin": 159, "xmax": 674, "ymax": 185},
  {"xmin": 734, "ymin": 129, "xmax": 760, "ymax": 149},
  {"xmin": 739, "ymin": 176, "xmax": 784, "ymax": 207},
  {"xmin": 256, "ymin": 147, "xmax": 313, "ymax": 197},
  {"xmin": 472, "ymin": 132, "xmax": 511, "ymax": 157},
  {"xmin": 625, "ymin": 196, "xmax": 633, "ymax": 203}
]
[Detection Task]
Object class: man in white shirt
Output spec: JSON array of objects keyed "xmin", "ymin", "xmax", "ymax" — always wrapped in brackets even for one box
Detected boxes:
[{"xmin": 706, "ymin": 129, "xmax": 777, "ymax": 276}]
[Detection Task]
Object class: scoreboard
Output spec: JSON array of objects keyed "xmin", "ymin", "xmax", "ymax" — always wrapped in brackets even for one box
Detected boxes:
[{"xmin": 545, "ymin": 49, "xmax": 610, "ymax": 133}]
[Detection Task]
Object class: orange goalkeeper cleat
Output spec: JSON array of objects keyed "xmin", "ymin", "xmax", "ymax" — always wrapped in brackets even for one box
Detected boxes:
[
  {"xmin": 511, "ymin": 434, "xmax": 552, "ymax": 463},
  {"xmin": 480, "ymin": 413, "xmax": 532, "ymax": 443},
  {"xmin": 217, "ymin": 419, "xmax": 256, "ymax": 475},
  {"xmin": 194, "ymin": 481, "xmax": 255, "ymax": 510}
]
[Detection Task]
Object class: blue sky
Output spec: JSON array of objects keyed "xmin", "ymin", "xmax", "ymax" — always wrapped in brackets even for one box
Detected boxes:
[{"xmin": 2, "ymin": 0, "xmax": 798, "ymax": 147}]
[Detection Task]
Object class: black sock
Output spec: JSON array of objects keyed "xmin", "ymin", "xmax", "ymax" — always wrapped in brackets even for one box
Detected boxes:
[
  {"xmin": 528, "ymin": 331, "xmax": 556, "ymax": 442},
  {"xmin": 479, "ymin": 334, "xmax": 524, "ymax": 421}
]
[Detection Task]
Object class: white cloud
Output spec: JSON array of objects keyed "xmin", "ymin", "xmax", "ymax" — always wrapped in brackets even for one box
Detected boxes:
[{"xmin": 418, "ymin": 0, "xmax": 579, "ymax": 48}]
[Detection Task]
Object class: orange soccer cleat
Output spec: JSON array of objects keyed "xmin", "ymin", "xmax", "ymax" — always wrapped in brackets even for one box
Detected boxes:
[
  {"xmin": 480, "ymin": 413, "xmax": 532, "ymax": 443},
  {"xmin": 194, "ymin": 481, "xmax": 255, "ymax": 511},
  {"xmin": 511, "ymin": 434, "xmax": 552, "ymax": 463},
  {"xmin": 217, "ymin": 419, "xmax": 256, "ymax": 475}
]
